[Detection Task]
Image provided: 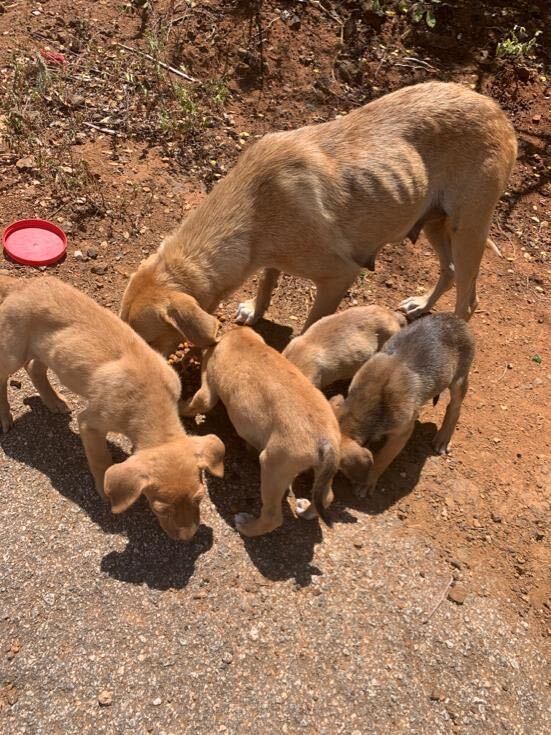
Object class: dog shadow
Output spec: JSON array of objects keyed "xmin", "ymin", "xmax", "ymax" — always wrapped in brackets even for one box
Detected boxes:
[
  {"xmin": 1, "ymin": 397, "xmax": 212, "ymax": 590},
  {"xmin": 184, "ymin": 405, "xmax": 324, "ymax": 587},
  {"xmin": 253, "ymin": 318, "xmax": 294, "ymax": 352}
]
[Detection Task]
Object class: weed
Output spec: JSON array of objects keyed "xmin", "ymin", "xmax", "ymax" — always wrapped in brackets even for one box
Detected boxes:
[
  {"xmin": 402, "ymin": 0, "xmax": 440, "ymax": 29},
  {"xmin": 203, "ymin": 79, "xmax": 230, "ymax": 107},
  {"xmin": 496, "ymin": 26, "xmax": 542, "ymax": 58}
]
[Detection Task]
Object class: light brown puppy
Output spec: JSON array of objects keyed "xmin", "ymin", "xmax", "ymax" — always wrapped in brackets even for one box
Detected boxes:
[
  {"xmin": 283, "ymin": 305, "xmax": 406, "ymax": 388},
  {"xmin": 0, "ymin": 275, "xmax": 224, "ymax": 541},
  {"xmin": 180, "ymin": 327, "xmax": 341, "ymax": 536},
  {"xmin": 332, "ymin": 313, "xmax": 474, "ymax": 497},
  {"xmin": 120, "ymin": 81, "xmax": 516, "ymax": 349}
]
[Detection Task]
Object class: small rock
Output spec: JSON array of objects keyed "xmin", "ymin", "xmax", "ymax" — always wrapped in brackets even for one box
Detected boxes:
[
  {"xmin": 447, "ymin": 585, "xmax": 468, "ymax": 605},
  {"xmin": 491, "ymin": 512, "xmax": 502, "ymax": 523},
  {"xmin": 98, "ymin": 690, "xmax": 113, "ymax": 706},
  {"xmin": 91, "ymin": 265, "xmax": 107, "ymax": 275},
  {"xmin": 87, "ymin": 248, "xmax": 98, "ymax": 259},
  {"xmin": 450, "ymin": 559, "xmax": 462, "ymax": 570},
  {"xmin": 16, "ymin": 156, "xmax": 36, "ymax": 171},
  {"xmin": 532, "ymin": 114, "xmax": 541, "ymax": 123},
  {"xmin": 429, "ymin": 687, "xmax": 445, "ymax": 702},
  {"xmin": 288, "ymin": 13, "xmax": 301, "ymax": 30},
  {"xmin": 152, "ymin": 697, "xmax": 162, "ymax": 706},
  {"xmin": 73, "ymin": 250, "xmax": 84, "ymax": 260},
  {"xmin": 353, "ymin": 541, "xmax": 363, "ymax": 549},
  {"xmin": 249, "ymin": 626, "xmax": 259, "ymax": 641},
  {"xmin": 221, "ymin": 651, "xmax": 233, "ymax": 665}
]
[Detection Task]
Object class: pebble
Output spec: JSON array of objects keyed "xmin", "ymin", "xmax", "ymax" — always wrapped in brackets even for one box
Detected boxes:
[
  {"xmin": 87, "ymin": 248, "xmax": 98, "ymax": 259},
  {"xmin": 152, "ymin": 697, "xmax": 162, "ymax": 706},
  {"xmin": 447, "ymin": 586, "xmax": 468, "ymax": 605},
  {"xmin": 249, "ymin": 626, "xmax": 259, "ymax": 641},
  {"xmin": 97, "ymin": 690, "xmax": 113, "ymax": 706},
  {"xmin": 91, "ymin": 265, "xmax": 107, "ymax": 275},
  {"xmin": 221, "ymin": 651, "xmax": 233, "ymax": 664},
  {"xmin": 73, "ymin": 250, "xmax": 84, "ymax": 260}
]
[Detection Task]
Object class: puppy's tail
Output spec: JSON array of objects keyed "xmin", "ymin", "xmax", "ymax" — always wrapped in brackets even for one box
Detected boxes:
[
  {"xmin": 312, "ymin": 439, "xmax": 339, "ymax": 527},
  {"xmin": 485, "ymin": 238, "xmax": 502, "ymax": 258}
]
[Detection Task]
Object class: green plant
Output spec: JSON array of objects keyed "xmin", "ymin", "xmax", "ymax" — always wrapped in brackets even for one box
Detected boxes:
[
  {"xmin": 496, "ymin": 26, "xmax": 542, "ymax": 58},
  {"xmin": 203, "ymin": 79, "xmax": 230, "ymax": 106},
  {"xmin": 408, "ymin": 0, "xmax": 440, "ymax": 29}
]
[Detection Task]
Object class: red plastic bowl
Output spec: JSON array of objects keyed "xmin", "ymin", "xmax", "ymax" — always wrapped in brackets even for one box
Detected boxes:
[{"xmin": 2, "ymin": 219, "xmax": 67, "ymax": 266}]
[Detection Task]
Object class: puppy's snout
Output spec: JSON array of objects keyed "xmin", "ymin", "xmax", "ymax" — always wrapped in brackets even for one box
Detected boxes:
[{"xmin": 178, "ymin": 524, "xmax": 199, "ymax": 542}]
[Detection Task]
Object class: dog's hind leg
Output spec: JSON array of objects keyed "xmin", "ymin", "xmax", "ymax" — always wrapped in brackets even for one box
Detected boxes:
[
  {"xmin": 234, "ymin": 447, "xmax": 303, "ymax": 537},
  {"xmin": 26, "ymin": 360, "xmax": 70, "ymax": 414},
  {"xmin": 399, "ymin": 218, "xmax": 454, "ymax": 319},
  {"xmin": 235, "ymin": 268, "xmax": 280, "ymax": 325},
  {"xmin": 303, "ymin": 271, "xmax": 359, "ymax": 331},
  {"xmin": 433, "ymin": 376, "xmax": 469, "ymax": 455}
]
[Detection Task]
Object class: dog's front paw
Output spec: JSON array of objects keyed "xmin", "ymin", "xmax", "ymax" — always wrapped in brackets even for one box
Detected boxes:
[
  {"xmin": 46, "ymin": 397, "xmax": 71, "ymax": 415},
  {"xmin": 234, "ymin": 512, "xmax": 256, "ymax": 535},
  {"xmin": 0, "ymin": 411, "xmax": 14, "ymax": 433},
  {"xmin": 398, "ymin": 296, "xmax": 429, "ymax": 320},
  {"xmin": 235, "ymin": 300, "xmax": 259, "ymax": 326},
  {"xmin": 295, "ymin": 498, "xmax": 317, "ymax": 520},
  {"xmin": 433, "ymin": 432, "xmax": 451, "ymax": 456}
]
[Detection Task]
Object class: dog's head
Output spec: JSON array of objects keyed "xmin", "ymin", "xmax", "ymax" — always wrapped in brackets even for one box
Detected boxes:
[
  {"xmin": 120, "ymin": 260, "xmax": 219, "ymax": 356},
  {"xmin": 103, "ymin": 435, "xmax": 225, "ymax": 541},
  {"xmin": 338, "ymin": 434, "xmax": 374, "ymax": 493}
]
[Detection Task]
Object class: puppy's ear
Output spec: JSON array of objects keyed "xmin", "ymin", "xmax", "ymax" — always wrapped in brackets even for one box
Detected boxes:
[
  {"xmin": 339, "ymin": 437, "xmax": 373, "ymax": 485},
  {"xmin": 329, "ymin": 394, "xmax": 345, "ymax": 415},
  {"xmin": 163, "ymin": 292, "xmax": 219, "ymax": 348},
  {"xmin": 191, "ymin": 434, "xmax": 225, "ymax": 478},
  {"xmin": 104, "ymin": 457, "xmax": 152, "ymax": 514}
]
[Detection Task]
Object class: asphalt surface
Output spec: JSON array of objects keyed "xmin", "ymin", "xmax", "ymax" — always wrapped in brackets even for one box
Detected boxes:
[{"xmin": 1, "ymin": 370, "xmax": 549, "ymax": 735}]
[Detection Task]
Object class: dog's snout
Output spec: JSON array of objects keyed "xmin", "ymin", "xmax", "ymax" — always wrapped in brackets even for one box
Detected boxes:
[{"xmin": 178, "ymin": 524, "xmax": 198, "ymax": 542}]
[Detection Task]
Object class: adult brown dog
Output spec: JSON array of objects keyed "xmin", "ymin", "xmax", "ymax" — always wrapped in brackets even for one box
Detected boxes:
[
  {"xmin": 120, "ymin": 82, "xmax": 516, "ymax": 350},
  {"xmin": 0, "ymin": 275, "xmax": 224, "ymax": 541}
]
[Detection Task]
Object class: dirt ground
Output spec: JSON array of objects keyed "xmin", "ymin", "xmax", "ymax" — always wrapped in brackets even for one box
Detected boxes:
[{"xmin": 0, "ymin": 1, "xmax": 549, "ymax": 733}]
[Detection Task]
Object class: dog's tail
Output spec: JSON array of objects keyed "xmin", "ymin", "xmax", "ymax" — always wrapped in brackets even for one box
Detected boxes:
[
  {"xmin": 312, "ymin": 438, "xmax": 339, "ymax": 527},
  {"xmin": 485, "ymin": 238, "xmax": 502, "ymax": 258}
]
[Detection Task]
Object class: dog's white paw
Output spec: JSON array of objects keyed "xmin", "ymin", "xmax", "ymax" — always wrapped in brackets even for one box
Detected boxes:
[
  {"xmin": 295, "ymin": 498, "xmax": 317, "ymax": 520},
  {"xmin": 398, "ymin": 296, "xmax": 429, "ymax": 320},
  {"xmin": 234, "ymin": 512, "xmax": 255, "ymax": 531},
  {"xmin": 433, "ymin": 432, "xmax": 451, "ymax": 456},
  {"xmin": 235, "ymin": 301, "xmax": 259, "ymax": 325}
]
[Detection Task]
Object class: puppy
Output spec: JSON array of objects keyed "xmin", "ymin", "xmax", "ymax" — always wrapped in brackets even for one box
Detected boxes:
[
  {"xmin": 332, "ymin": 313, "xmax": 474, "ymax": 497},
  {"xmin": 121, "ymin": 81, "xmax": 516, "ymax": 349},
  {"xmin": 180, "ymin": 327, "xmax": 340, "ymax": 536},
  {"xmin": 0, "ymin": 275, "xmax": 225, "ymax": 541},
  {"xmin": 283, "ymin": 305, "xmax": 406, "ymax": 388}
]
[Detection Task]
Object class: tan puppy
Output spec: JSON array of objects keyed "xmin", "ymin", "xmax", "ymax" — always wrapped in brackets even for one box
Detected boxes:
[
  {"xmin": 180, "ymin": 327, "xmax": 341, "ymax": 536},
  {"xmin": 283, "ymin": 305, "xmax": 406, "ymax": 388},
  {"xmin": 332, "ymin": 313, "xmax": 474, "ymax": 497},
  {"xmin": 0, "ymin": 275, "xmax": 225, "ymax": 541},
  {"xmin": 120, "ymin": 81, "xmax": 516, "ymax": 348}
]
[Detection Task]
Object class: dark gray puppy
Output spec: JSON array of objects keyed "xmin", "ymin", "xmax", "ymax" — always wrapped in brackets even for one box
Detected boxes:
[{"xmin": 331, "ymin": 313, "xmax": 475, "ymax": 497}]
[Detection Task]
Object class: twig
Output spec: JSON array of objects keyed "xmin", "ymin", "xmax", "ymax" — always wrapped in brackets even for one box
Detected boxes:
[
  {"xmin": 493, "ymin": 364, "xmax": 509, "ymax": 384},
  {"xmin": 423, "ymin": 576, "xmax": 453, "ymax": 624},
  {"xmin": 402, "ymin": 56, "xmax": 439, "ymax": 72},
  {"xmin": 114, "ymin": 42, "xmax": 199, "ymax": 83},
  {"xmin": 83, "ymin": 121, "xmax": 118, "ymax": 135},
  {"xmin": 307, "ymin": 0, "xmax": 342, "ymax": 24},
  {"xmin": 253, "ymin": 15, "xmax": 280, "ymax": 45}
]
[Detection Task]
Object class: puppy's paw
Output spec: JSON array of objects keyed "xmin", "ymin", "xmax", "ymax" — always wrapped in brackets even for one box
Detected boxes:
[
  {"xmin": 295, "ymin": 498, "xmax": 318, "ymax": 520},
  {"xmin": 433, "ymin": 432, "xmax": 451, "ymax": 455},
  {"xmin": 234, "ymin": 512, "xmax": 255, "ymax": 534},
  {"xmin": 178, "ymin": 398, "xmax": 194, "ymax": 417},
  {"xmin": 0, "ymin": 411, "xmax": 14, "ymax": 433},
  {"xmin": 235, "ymin": 300, "xmax": 259, "ymax": 326},
  {"xmin": 46, "ymin": 397, "xmax": 71, "ymax": 415},
  {"xmin": 398, "ymin": 296, "xmax": 429, "ymax": 320}
]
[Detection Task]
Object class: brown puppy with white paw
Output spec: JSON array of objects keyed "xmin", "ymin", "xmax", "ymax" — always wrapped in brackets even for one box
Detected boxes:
[
  {"xmin": 0, "ymin": 275, "xmax": 224, "ymax": 541},
  {"xmin": 180, "ymin": 327, "xmax": 340, "ymax": 536},
  {"xmin": 121, "ymin": 81, "xmax": 516, "ymax": 350},
  {"xmin": 283, "ymin": 305, "xmax": 406, "ymax": 388},
  {"xmin": 332, "ymin": 313, "xmax": 474, "ymax": 497}
]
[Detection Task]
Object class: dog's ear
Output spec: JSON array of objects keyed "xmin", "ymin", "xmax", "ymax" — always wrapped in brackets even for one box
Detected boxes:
[
  {"xmin": 104, "ymin": 457, "xmax": 153, "ymax": 514},
  {"xmin": 339, "ymin": 436, "xmax": 373, "ymax": 485},
  {"xmin": 163, "ymin": 292, "xmax": 219, "ymax": 348},
  {"xmin": 191, "ymin": 434, "xmax": 225, "ymax": 478},
  {"xmin": 329, "ymin": 394, "xmax": 345, "ymax": 416}
]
